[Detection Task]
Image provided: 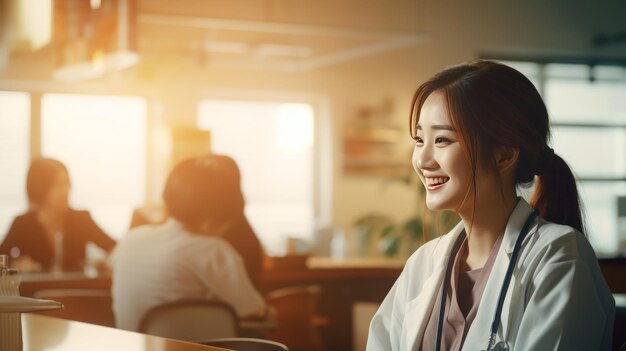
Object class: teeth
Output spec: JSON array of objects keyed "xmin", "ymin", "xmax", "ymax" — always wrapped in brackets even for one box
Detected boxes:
[{"xmin": 426, "ymin": 177, "xmax": 449, "ymax": 186}]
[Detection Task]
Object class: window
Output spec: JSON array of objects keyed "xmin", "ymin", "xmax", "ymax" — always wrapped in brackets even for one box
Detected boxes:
[
  {"xmin": 0, "ymin": 92, "xmax": 30, "ymax": 241},
  {"xmin": 41, "ymin": 94, "xmax": 147, "ymax": 239},
  {"xmin": 198, "ymin": 100, "xmax": 315, "ymax": 255},
  {"xmin": 501, "ymin": 60, "xmax": 626, "ymax": 256}
]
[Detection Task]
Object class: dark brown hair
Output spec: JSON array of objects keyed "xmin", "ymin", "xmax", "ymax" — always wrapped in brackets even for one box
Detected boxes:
[
  {"xmin": 26, "ymin": 158, "xmax": 69, "ymax": 206},
  {"xmin": 163, "ymin": 155, "xmax": 244, "ymax": 227},
  {"xmin": 409, "ymin": 60, "xmax": 585, "ymax": 233}
]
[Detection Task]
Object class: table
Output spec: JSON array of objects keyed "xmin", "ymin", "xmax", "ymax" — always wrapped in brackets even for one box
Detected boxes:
[
  {"xmin": 18, "ymin": 259, "xmax": 401, "ymax": 351},
  {"xmin": 17, "ymin": 257, "xmax": 626, "ymax": 351},
  {"xmin": 262, "ymin": 257, "xmax": 402, "ymax": 351},
  {"xmin": 20, "ymin": 271, "xmax": 111, "ymax": 297},
  {"xmin": 21, "ymin": 313, "xmax": 229, "ymax": 350}
]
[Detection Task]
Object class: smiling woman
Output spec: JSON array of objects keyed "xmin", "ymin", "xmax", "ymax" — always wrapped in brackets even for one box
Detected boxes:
[{"xmin": 367, "ymin": 61, "xmax": 615, "ymax": 351}]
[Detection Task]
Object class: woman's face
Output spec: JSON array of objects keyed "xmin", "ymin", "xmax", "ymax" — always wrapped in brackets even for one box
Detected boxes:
[
  {"xmin": 412, "ymin": 91, "xmax": 493, "ymax": 213},
  {"xmin": 44, "ymin": 170, "xmax": 70, "ymax": 212}
]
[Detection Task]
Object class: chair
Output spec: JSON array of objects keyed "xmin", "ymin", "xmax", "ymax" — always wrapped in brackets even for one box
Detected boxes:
[
  {"xmin": 202, "ymin": 337, "xmax": 288, "ymax": 351},
  {"xmin": 262, "ymin": 285, "xmax": 326, "ymax": 351},
  {"xmin": 615, "ymin": 304, "xmax": 626, "ymax": 351},
  {"xmin": 31, "ymin": 288, "xmax": 115, "ymax": 327},
  {"xmin": 138, "ymin": 299, "xmax": 239, "ymax": 342}
]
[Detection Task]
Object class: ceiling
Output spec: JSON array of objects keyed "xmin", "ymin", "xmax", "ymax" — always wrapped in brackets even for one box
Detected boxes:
[
  {"xmin": 137, "ymin": 0, "xmax": 425, "ymax": 73},
  {"xmin": 1, "ymin": 0, "xmax": 426, "ymax": 81},
  {"xmin": 136, "ymin": 11, "xmax": 426, "ymax": 72}
]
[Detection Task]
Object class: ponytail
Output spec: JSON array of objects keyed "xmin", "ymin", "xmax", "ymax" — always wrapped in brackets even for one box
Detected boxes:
[{"xmin": 529, "ymin": 149, "xmax": 585, "ymax": 234}]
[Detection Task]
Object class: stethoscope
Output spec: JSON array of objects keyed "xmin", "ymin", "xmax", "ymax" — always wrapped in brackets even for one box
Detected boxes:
[{"xmin": 433, "ymin": 210, "xmax": 539, "ymax": 351}]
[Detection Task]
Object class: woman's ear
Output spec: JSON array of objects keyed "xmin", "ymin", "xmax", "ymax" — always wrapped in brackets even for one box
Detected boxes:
[{"xmin": 494, "ymin": 146, "xmax": 519, "ymax": 173}]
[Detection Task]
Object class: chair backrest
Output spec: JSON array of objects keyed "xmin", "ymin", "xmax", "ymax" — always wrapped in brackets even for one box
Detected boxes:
[
  {"xmin": 32, "ymin": 288, "xmax": 115, "ymax": 327},
  {"xmin": 263, "ymin": 285, "xmax": 325, "ymax": 351},
  {"xmin": 202, "ymin": 337, "xmax": 288, "ymax": 351},
  {"xmin": 615, "ymin": 303, "xmax": 626, "ymax": 351},
  {"xmin": 138, "ymin": 299, "xmax": 239, "ymax": 342}
]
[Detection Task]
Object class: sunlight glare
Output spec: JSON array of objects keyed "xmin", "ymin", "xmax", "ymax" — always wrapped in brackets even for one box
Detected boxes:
[
  {"xmin": 41, "ymin": 94, "xmax": 147, "ymax": 238},
  {"xmin": 274, "ymin": 103, "xmax": 313, "ymax": 152}
]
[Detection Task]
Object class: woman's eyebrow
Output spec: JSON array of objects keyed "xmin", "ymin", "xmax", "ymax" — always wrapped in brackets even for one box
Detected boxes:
[
  {"xmin": 416, "ymin": 124, "xmax": 455, "ymax": 131},
  {"xmin": 432, "ymin": 124, "xmax": 455, "ymax": 131}
]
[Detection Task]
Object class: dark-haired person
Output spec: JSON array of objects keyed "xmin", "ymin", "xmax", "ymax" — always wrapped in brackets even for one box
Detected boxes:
[
  {"xmin": 0, "ymin": 158, "xmax": 115, "ymax": 272},
  {"xmin": 110, "ymin": 155, "xmax": 266, "ymax": 331},
  {"xmin": 206, "ymin": 155, "xmax": 264, "ymax": 289},
  {"xmin": 367, "ymin": 61, "xmax": 615, "ymax": 350}
]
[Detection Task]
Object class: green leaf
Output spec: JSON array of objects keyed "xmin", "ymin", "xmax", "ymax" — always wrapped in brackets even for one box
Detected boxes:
[
  {"xmin": 378, "ymin": 236, "xmax": 401, "ymax": 257},
  {"xmin": 430, "ymin": 210, "xmax": 460, "ymax": 233},
  {"xmin": 354, "ymin": 214, "xmax": 392, "ymax": 227},
  {"xmin": 403, "ymin": 216, "xmax": 423, "ymax": 240},
  {"xmin": 380, "ymin": 224, "xmax": 396, "ymax": 238}
]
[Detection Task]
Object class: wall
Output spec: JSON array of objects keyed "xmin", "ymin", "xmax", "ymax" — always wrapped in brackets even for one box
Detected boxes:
[
  {"xmin": 2, "ymin": 0, "xmax": 626, "ymax": 242},
  {"xmin": 327, "ymin": 0, "xmax": 626, "ymax": 231}
]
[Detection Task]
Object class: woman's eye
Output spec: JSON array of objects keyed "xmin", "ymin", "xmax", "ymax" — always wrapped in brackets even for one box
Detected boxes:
[
  {"xmin": 415, "ymin": 136, "xmax": 424, "ymax": 145},
  {"xmin": 435, "ymin": 136, "xmax": 452, "ymax": 144}
]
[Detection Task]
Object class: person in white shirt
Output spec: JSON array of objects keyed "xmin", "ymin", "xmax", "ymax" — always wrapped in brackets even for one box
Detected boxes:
[
  {"xmin": 111, "ymin": 155, "xmax": 267, "ymax": 331},
  {"xmin": 366, "ymin": 61, "xmax": 615, "ymax": 351}
]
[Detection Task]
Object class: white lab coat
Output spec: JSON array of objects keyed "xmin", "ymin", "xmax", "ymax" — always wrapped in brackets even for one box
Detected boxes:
[{"xmin": 367, "ymin": 199, "xmax": 615, "ymax": 351}]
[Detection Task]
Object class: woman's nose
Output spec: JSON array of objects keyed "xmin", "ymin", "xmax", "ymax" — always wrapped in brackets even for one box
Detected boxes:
[{"xmin": 412, "ymin": 145, "xmax": 436, "ymax": 172}]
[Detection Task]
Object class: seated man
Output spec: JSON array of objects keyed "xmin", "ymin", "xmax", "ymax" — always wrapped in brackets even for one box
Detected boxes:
[{"xmin": 110, "ymin": 155, "xmax": 267, "ymax": 331}]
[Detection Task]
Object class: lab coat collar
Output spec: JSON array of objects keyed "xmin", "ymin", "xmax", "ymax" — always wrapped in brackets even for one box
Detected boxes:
[
  {"xmin": 501, "ymin": 198, "xmax": 536, "ymax": 254},
  {"xmin": 403, "ymin": 220, "xmax": 466, "ymax": 350}
]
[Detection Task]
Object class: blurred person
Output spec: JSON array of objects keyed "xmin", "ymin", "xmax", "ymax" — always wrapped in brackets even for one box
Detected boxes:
[
  {"xmin": 211, "ymin": 154, "xmax": 265, "ymax": 288},
  {"xmin": 111, "ymin": 155, "xmax": 267, "ymax": 331},
  {"xmin": 128, "ymin": 155, "xmax": 265, "ymax": 286},
  {"xmin": 0, "ymin": 157, "xmax": 116, "ymax": 272}
]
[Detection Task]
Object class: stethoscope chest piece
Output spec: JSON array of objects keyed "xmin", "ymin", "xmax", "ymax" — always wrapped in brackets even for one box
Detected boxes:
[
  {"xmin": 485, "ymin": 337, "xmax": 510, "ymax": 351},
  {"xmin": 491, "ymin": 341, "xmax": 509, "ymax": 351},
  {"xmin": 485, "ymin": 341, "xmax": 509, "ymax": 351}
]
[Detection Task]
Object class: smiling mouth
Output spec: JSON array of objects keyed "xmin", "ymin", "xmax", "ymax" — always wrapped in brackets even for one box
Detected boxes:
[{"xmin": 425, "ymin": 177, "xmax": 450, "ymax": 189}]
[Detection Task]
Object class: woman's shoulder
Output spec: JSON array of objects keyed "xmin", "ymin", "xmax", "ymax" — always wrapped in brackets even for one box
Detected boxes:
[
  {"xmin": 404, "ymin": 231, "xmax": 459, "ymax": 270},
  {"xmin": 5, "ymin": 211, "xmax": 38, "ymax": 232},
  {"xmin": 63, "ymin": 209, "xmax": 100, "ymax": 229},
  {"xmin": 189, "ymin": 235, "xmax": 238, "ymax": 255},
  {"xmin": 11, "ymin": 211, "xmax": 36, "ymax": 223},
  {"xmin": 418, "ymin": 228, "xmax": 461, "ymax": 254},
  {"xmin": 521, "ymin": 218, "xmax": 613, "ymax": 309},
  {"xmin": 66, "ymin": 209, "xmax": 93, "ymax": 220},
  {"xmin": 1, "ymin": 213, "xmax": 32, "ymax": 242},
  {"xmin": 534, "ymin": 219, "xmax": 582, "ymax": 246},
  {"xmin": 162, "ymin": 222, "xmax": 239, "ymax": 253},
  {"xmin": 526, "ymin": 218, "xmax": 596, "ymax": 264},
  {"xmin": 180, "ymin": 235, "xmax": 243, "ymax": 269}
]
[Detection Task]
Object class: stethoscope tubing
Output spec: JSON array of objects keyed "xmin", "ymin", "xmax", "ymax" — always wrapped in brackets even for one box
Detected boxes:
[
  {"xmin": 433, "ymin": 233, "xmax": 465, "ymax": 350},
  {"xmin": 434, "ymin": 210, "xmax": 539, "ymax": 351}
]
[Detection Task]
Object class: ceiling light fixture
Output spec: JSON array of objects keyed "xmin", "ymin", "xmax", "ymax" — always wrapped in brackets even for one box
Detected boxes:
[{"xmin": 53, "ymin": 0, "xmax": 138, "ymax": 82}]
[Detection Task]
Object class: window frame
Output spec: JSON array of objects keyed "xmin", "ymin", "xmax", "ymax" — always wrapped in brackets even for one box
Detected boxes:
[
  {"xmin": 483, "ymin": 56, "xmax": 626, "ymax": 257},
  {"xmin": 195, "ymin": 94, "xmax": 333, "ymax": 254}
]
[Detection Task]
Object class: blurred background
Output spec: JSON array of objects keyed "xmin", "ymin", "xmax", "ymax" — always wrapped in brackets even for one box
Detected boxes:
[
  {"xmin": 4, "ymin": 2, "xmax": 626, "ymax": 350},
  {"xmin": 2, "ymin": 0, "xmax": 626, "ymax": 258}
]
